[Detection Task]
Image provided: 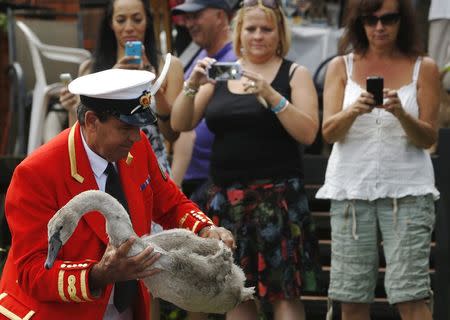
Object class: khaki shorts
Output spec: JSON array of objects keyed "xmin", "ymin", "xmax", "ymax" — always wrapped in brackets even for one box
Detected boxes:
[{"xmin": 328, "ymin": 195, "xmax": 435, "ymax": 304}]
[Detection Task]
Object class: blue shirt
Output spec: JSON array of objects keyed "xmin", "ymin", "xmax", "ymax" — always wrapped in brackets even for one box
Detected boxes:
[{"xmin": 183, "ymin": 42, "xmax": 237, "ymax": 181}]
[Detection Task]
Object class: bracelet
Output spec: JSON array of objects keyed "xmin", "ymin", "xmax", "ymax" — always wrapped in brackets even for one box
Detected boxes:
[
  {"xmin": 271, "ymin": 96, "xmax": 288, "ymax": 114},
  {"xmin": 183, "ymin": 82, "xmax": 199, "ymax": 97},
  {"xmin": 156, "ymin": 113, "xmax": 171, "ymax": 122},
  {"xmin": 275, "ymin": 102, "xmax": 289, "ymax": 114}
]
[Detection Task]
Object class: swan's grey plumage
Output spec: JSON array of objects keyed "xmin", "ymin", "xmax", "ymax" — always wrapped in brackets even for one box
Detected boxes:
[{"xmin": 45, "ymin": 190, "xmax": 254, "ymax": 314}]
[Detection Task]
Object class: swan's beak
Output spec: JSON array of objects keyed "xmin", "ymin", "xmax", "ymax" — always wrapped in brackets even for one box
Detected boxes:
[{"xmin": 45, "ymin": 231, "xmax": 62, "ymax": 269}]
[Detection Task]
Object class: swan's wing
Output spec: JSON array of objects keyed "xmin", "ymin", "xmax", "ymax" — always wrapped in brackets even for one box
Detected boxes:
[{"xmin": 144, "ymin": 228, "xmax": 223, "ymax": 254}]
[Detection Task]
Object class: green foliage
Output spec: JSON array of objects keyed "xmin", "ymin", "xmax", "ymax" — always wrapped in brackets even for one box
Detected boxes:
[
  {"xmin": 443, "ymin": 63, "xmax": 450, "ymax": 75},
  {"xmin": 0, "ymin": 12, "xmax": 6, "ymax": 33},
  {"xmin": 0, "ymin": 0, "xmax": 7, "ymax": 33}
]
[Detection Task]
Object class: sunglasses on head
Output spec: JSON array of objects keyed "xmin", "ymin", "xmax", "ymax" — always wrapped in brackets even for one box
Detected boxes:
[
  {"xmin": 242, "ymin": 0, "xmax": 281, "ymax": 9},
  {"xmin": 361, "ymin": 12, "xmax": 401, "ymax": 26}
]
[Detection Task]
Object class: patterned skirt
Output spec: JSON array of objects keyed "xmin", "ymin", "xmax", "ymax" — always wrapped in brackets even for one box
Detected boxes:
[{"xmin": 206, "ymin": 177, "xmax": 322, "ymax": 304}]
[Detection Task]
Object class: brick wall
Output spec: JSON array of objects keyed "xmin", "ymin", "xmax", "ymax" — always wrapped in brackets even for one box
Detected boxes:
[
  {"xmin": 0, "ymin": 0, "xmax": 79, "ymax": 154},
  {"xmin": 13, "ymin": 0, "xmax": 79, "ymax": 13}
]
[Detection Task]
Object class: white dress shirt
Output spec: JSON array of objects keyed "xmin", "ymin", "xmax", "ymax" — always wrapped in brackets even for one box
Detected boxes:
[{"xmin": 80, "ymin": 130, "xmax": 133, "ymax": 320}]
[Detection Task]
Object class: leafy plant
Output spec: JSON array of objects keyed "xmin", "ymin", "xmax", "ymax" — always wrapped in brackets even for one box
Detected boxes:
[
  {"xmin": 0, "ymin": 0, "xmax": 7, "ymax": 33},
  {"xmin": 0, "ymin": 13, "xmax": 6, "ymax": 33}
]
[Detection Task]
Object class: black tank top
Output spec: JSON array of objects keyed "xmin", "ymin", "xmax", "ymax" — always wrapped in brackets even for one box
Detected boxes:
[{"xmin": 205, "ymin": 59, "xmax": 304, "ymax": 186}]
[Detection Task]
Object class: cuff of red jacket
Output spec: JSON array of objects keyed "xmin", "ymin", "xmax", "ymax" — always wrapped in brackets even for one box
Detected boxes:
[
  {"xmin": 179, "ymin": 210, "xmax": 214, "ymax": 234},
  {"xmin": 54, "ymin": 259, "xmax": 99, "ymax": 303}
]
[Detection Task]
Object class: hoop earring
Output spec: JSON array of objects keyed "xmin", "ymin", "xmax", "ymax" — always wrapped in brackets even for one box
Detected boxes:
[{"xmin": 276, "ymin": 43, "xmax": 282, "ymax": 56}]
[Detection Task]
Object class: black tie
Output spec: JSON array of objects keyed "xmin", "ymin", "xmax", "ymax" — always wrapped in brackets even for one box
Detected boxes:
[{"xmin": 104, "ymin": 162, "xmax": 138, "ymax": 313}]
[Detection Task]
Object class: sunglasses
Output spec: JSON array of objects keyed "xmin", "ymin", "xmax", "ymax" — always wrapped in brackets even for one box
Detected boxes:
[
  {"xmin": 242, "ymin": 0, "xmax": 281, "ymax": 9},
  {"xmin": 361, "ymin": 12, "xmax": 401, "ymax": 26}
]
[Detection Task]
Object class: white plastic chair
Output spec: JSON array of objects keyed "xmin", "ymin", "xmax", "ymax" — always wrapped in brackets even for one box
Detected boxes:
[{"xmin": 16, "ymin": 20, "xmax": 91, "ymax": 154}]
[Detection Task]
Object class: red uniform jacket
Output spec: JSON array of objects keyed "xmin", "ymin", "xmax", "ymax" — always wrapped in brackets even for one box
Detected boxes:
[{"xmin": 0, "ymin": 124, "xmax": 213, "ymax": 320}]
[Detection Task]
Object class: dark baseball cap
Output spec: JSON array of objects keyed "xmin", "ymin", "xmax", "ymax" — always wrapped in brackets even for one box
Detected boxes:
[{"xmin": 172, "ymin": 0, "xmax": 232, "ymax": 15}]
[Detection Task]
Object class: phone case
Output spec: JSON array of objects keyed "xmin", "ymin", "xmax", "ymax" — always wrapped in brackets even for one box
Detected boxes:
[
  {"xmin": 366, "ymin": 76, "xmax": 384, "ymax": 106},
  {"xmin": 125, "ymin": 41, "xmax": 142, "ymax": 65}
]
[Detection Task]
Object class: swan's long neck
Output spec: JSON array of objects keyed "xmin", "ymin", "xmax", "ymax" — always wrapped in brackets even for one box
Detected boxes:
[{"xmin": 63, "ymin": 190, "xmax": 137, "ymax": 248}]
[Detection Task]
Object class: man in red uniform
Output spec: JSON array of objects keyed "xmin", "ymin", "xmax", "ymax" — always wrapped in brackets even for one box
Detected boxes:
[{"xmin": 0, "ymin": 69, "xmax": 234, "ymax": 320}]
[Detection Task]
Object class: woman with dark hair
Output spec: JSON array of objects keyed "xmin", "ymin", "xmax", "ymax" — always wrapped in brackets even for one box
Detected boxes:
[
  {"xmin": 60, "ymin": 0, "xmax": 182, "ymax": 172},
  {"xmin": 316, "ymin": 0, "xmax": 440, "ymax": 319},
  {"xmin": 339, "ymin": 0, "xmax": 422, "ymax": 55},
  {"xmin": 90, "ymin": 0, "xmax": 159, "ymax": 73}
]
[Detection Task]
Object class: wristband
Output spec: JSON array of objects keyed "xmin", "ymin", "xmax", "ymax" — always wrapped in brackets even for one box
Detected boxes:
[
  {"xmin": 271, "ymin": 96, "xmax": 288, "ymax": 114},
  {"xmin": 183, "ymin": 82, "xmax": 199, "ymax": 97}
]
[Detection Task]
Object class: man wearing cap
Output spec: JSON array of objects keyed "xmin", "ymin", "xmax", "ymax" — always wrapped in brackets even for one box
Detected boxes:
[
  {"xmin": 172, "ymin": 0, "xmax": 237, "ymax": 77},
  {"xmin": 0, "ymin": 69, "xmax": 234, "ymax": 320},
  {"xmin": 170, "ymin": 0, "xmax": 237, "ymax": 207}
]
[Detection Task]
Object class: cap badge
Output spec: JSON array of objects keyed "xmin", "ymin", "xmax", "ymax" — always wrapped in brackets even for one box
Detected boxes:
[
  {"xmin": 140, "ymin": 91, "xmax": 152, "ymax": 109},
  {"xmin": 131, "ymin": 90, "xmax": 152, "ymax": 114}
]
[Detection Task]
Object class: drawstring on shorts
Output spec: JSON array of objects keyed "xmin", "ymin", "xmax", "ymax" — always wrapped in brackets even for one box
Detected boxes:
[
  {"xmin": 392, "ymin": 198, "xmax": 399, "ymax": 238},
  {"xmin": 428, "ymin": 289, "xmax": 434, "ymax": 315},
  {"xmin": 326, "ymin": 297, "xmax": 333, "ymax": 320},
  {"xmin": 345, "ymin": 200, "xmax": 359, "ymax": 240}
]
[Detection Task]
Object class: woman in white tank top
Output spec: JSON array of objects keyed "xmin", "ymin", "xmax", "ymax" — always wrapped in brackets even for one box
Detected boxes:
[{"xmin": 316, "ymin": 0, "xmax": 440, "ymax": 319}]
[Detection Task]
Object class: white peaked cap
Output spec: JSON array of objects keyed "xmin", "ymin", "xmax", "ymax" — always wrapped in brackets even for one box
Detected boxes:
[
  {"xmin": 68, "ymin": 69, "xmax": 157, "ymax": 126},
  {"xmin": 68, "ymin": 69, "xmax": 155, "ymax": 99}
]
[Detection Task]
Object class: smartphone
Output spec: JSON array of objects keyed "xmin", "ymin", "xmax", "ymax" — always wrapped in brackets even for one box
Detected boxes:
[
  {"xmin": 125, "ymin": 41, "xmax": 142, "ymax": 65},
  {"xmin": 207, "ymin": 62, "xmax": 242, "ymax": 81},
  {"xmin": 366, "ymin": 76, "xmax": 384, "ymax": 106},
  {"xmin": 59, "ymin": 73, "xmax": 73, "ymax": 86}
]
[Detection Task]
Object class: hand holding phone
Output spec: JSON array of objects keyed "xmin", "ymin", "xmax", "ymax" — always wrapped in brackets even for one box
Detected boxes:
[
  {"xmin": 207, "ymin": 62, "xmax": 242, "ymax": 81},
  {"xmin": 60, "ymin": 73, "xmax": 73, "ymax": 86},
  {"xmin": 125, "ymin": 41, "xmax": 142, "ymax": 65},
  {"xmin": 366, "ymin": 76, "xmax": 384, "ymax": 106}
]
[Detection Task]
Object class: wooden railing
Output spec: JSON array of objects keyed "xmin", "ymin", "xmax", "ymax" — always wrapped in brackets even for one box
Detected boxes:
[{"xmin": 302, "ymin": 128, "xmax": 450, "ymax": 319}]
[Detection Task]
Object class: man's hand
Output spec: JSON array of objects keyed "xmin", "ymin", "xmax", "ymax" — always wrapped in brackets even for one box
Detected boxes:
[
  {"xmin": 89, "ymin": 237, "xmax": 161, "ymax": 292},
  {"xmin": 199, "ymin": 226, "xmax": 236, "ymax": 250}
]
